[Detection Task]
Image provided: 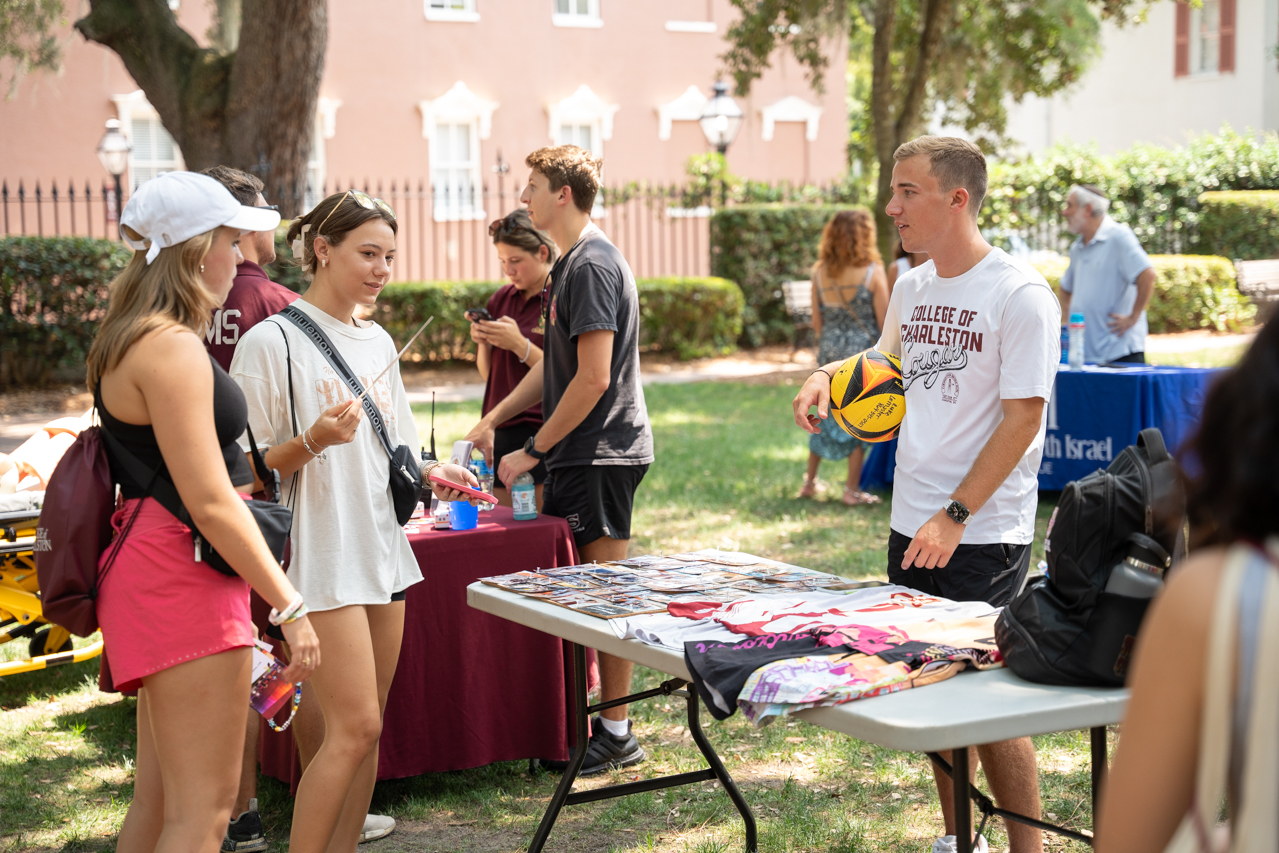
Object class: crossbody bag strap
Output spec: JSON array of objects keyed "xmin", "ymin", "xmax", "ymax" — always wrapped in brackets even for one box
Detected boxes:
[
  {"xmin": 96, "ymin": 419, "xmax": 187, "ymax": 524},
  {"xmin": 277, "ymin": 305, "xmax": 398, "ymax": 460},
  {"xmin": 1229, "ymin": 549, "xmax": 1270, "ymax": 813}
]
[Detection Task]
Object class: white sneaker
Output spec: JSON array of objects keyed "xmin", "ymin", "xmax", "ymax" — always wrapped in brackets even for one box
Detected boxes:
[
  {"xmin": 931, "ymin": 834, "xmax": 989, "ymax": 853},
  {"xmin": 358, "ymin": 814, "xmax": 396, "ymax": 844}
]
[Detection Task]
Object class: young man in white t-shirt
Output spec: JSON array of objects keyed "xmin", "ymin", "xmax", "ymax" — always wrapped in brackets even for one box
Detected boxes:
[{"xmin": 794, "ymin": 136, "xmax": 1060, "ymax": 853}]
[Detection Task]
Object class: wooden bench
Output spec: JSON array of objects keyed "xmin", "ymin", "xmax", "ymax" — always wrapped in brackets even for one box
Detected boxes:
[
  {"xmin": 1236, "ymin": 259, "xmax": 1279, "ymax": 322},
  {"xmin": 781, "ymin": 280, "xmax": 813, "ymax": 349}
]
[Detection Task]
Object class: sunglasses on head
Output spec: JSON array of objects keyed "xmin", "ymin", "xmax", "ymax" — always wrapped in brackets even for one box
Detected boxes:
[
  {"xmin": 488, "ymin": 216, "xmax": 540, "ymax": 240},
  {"xmin": 316, "ymin": 189, "xmax": 395, "ymax": 237}
]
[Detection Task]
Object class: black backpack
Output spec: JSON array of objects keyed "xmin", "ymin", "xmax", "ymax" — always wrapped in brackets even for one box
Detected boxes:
[{"xmin": 994, "ymin": 428, "xmax": 1186, "ymax": 687}]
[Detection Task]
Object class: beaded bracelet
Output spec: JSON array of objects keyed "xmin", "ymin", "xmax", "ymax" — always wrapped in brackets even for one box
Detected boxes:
[{"xmin": 265, "ymin": 683, "xmax": 303, "ymax": 733}]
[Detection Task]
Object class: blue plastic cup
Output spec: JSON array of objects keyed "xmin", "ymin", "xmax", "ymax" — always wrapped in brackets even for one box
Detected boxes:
[{"xmin": 449, "ymin": 500, "xmax": 478, "ymax": 530}]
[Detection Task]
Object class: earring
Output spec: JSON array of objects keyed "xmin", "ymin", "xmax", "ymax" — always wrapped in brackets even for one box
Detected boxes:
[
  {"xmin": 321, "ymin": 259, "xmax": 327, "ymax": 268},
  {"xmin": 199, "ymin": 264, "xmax": 205, "ymax": 273}
]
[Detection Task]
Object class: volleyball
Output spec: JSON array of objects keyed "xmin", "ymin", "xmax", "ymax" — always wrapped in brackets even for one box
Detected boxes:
[{"xmin": 828, "ymin": 350, "xmax": 905, "ymax": 442}]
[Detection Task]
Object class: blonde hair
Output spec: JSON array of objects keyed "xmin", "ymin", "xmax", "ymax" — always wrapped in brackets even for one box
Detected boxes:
[
  {"xmin": 815, "ymin": 209, "xmax": 881, "ymax": 279},
  {"xmin": 894, "ymin": 136, "xmax": 988, "ymax": 218},
  {"xmin": 86, "ymin": 226, "xmax": 218, "ymax": 391}
]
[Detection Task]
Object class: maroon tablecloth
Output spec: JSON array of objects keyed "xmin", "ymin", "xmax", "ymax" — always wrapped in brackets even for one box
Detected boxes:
[{"xmin": 259, "ymin": 506, "xmax": 585, "ymax": 788}]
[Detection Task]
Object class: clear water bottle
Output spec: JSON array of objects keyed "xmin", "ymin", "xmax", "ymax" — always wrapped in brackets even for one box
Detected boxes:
[
  {"xmin": 511, "ymin": 472, "xmax": 537, "ymax": 520},
  {"xmin": 472, "ymin": 459, "xmax": 495, "ymax": 512},
  {"xmin": 1068, "ymin": 311, "xmax": 1086, "ymax": 371}
]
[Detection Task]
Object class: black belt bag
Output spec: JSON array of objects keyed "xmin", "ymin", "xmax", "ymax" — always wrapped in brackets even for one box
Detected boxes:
[
  {"xmin": 278, "ymin": 305, "xmax": 422, "ymax": 526},
  {"xmin": 101, "ymin": 424, "xmax": 292, "ymax": 577}
]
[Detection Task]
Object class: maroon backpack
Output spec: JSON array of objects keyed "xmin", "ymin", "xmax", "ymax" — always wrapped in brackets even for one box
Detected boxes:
[{"xmin": 34, "ymin": 425, "xmax": 146, "ymax": 637}]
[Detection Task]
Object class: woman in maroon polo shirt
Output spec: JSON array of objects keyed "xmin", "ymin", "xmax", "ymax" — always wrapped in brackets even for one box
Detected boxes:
[{"xmin": 471, "ymin": 210, "xmax": 558, "ymax": 506}]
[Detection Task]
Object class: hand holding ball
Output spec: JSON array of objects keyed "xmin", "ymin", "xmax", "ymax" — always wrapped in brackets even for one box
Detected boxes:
[{"xmin": 829, "ymin": 350, "xmax": 905, "ymax": 442}]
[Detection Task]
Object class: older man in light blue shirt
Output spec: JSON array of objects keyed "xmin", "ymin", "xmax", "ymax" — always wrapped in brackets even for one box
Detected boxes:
[{"xmin": 1059, "ymin": 184, "xmax": 1156, "ymax": 364}]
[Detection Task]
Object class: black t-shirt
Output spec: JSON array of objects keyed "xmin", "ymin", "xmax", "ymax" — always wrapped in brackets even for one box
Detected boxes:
[{"xmin": 542, "ymin": 225, "xmax": 654, "ymax": 470}]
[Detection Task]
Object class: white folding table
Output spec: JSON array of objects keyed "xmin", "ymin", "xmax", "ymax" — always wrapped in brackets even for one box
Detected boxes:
[{"xmin": 468, "ymin": 581, "xmax": 1128, "ymax": 853}]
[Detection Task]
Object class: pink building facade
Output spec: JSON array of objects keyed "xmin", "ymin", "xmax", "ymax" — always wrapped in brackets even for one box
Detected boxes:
[{"xmin": 0, "ymin": 0, "xmax": 847, "ymax": 195}]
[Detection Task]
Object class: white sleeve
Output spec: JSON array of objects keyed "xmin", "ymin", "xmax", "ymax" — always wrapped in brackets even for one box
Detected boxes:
[
  {"xmin": 999, "ymin": 284, "xmax": 1061, "ymax": 400},
  {"xmin": 231, "ymin": 325, "xmax": 290, "ymax": 453},
  {"xmin": 874, "ymin": 279, "xmax": 903, "ymax": 357}
]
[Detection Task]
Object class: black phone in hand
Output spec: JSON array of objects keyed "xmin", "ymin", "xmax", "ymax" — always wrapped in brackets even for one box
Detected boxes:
[{"xmin": 465, "ymin": 308, "xmax": 493, "ymax": 322}]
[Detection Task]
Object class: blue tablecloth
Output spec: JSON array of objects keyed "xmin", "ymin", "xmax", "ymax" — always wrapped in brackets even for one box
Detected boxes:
[{"xmin": 860, "ymin": 364, "xmax": 1224, "ymax": 492}]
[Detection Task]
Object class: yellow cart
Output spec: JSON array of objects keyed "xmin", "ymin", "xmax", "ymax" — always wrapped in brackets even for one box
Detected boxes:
[{"xmin": 0, "ymin": 508, "xmax": 104, "ymax": 677}]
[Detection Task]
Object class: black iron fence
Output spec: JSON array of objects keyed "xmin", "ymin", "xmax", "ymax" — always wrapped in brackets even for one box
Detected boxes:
[
  {"xmin": 1, "ymin": 179, "xmax": 123, "ymax": 242},
  {"xmin": 0, "ymin": 176, "xmax": 721, "ymax": 283}
]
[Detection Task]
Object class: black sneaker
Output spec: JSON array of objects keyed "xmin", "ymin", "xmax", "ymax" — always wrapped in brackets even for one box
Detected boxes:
[
  {"xmin": 577, "ymin": 717, "xmax": 646, "ymax": 776},
  {"xmin": 222, "ymin": 798, "xmax": 267, "ymax": 853}
]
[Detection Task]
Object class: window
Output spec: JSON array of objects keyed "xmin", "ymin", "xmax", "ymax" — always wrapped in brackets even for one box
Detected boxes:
[
  {"xmin": 547, "ymin": 85, "xmax": 616, "ymax": 156},
  {"xmin": 112, "ymin": 91, "xmax": 184, "ymax": 190},
  {"xmin": 425, "ymin": 0, "xmax": 479, "ymax": 22},
  {"xmin": 432, "ymin": 122, "xmax": 482, "ymax": 220},
  {"xmin": 759, "ymin": 96, "xmax": 823, "ymax": 142},
  {"xmin": 557, "ymin": 123, "xmax": 596, "ymax": 152},
  {"xmin": 419, "ymin": 82, "xmax": 496, "ymax": 221},
  {"xmin": 1191, "ymin": 0, "xmax": 1221, "ymax": 73},
  {"xmin": 128, "ymin": 117, "xmax": 182, "ymax": 188},
  {"xmin": 1175, "ymin": 0, "xmax": 1235, "ymax": 76},
  {"xmin": 553, "ymin": 0, "xmax": 602, "ymax": 28}
]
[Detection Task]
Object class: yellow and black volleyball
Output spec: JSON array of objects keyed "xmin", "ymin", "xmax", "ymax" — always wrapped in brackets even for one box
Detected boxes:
[{"xmin": 829, "ymin": 350, "xmax": 905, "ymax": 442}]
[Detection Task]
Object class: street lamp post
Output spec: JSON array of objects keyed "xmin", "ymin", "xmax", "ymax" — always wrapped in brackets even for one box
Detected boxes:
[
  {"xmin": 698, "ymin": 81, "xmax": 744, "ymax": 207},
  {"xmin": 95, "ymin": 119, "xmax": 131, "ymax": 231}
]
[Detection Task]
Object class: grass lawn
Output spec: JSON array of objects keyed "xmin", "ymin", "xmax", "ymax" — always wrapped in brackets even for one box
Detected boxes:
[{"xmin": 5, "ymin": 380, "xmax": 1091, "ymax": 852}]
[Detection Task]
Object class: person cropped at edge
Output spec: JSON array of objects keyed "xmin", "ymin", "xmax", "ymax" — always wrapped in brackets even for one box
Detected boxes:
[
  {"xmin": 86, "ymin": 171, "xmax": 320, "ymax": 853},
  {"xmin": 1060, "ymin": 183, "xmax": 1155, "ymax": 365},
  {"xmin": 793, "ymin": 136, "xmax": 1060, "ymax": 853},
  {"xmin": 465, "ymin": 145, "xmax": 655, "ymax": 776},
  {"xmin": 470, "ymin": 209, "xmax": 556, "ymax": 508},
  {"xmin": 230, "ymin": 189, "xmax": 477, "ymax": 853},
  {"xmin": 887, "ymin": 238, "xmax": 927, "ymax": 299},
  {"xmin": 798, "ymin": 209, "xmax": 888, "ymax": 506},
  {"xmin": 1093, "ymin": 320, "xmax": 1279, "ymax": 852}
]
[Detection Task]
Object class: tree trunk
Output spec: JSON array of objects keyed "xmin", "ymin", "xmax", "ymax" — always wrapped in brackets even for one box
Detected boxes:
[
  {"xmin": 869, "ymin": 0, "xmax": 956, "ymax": 260},
  {"xmin": 226, "ymin": 0, "xmax": 326, "ymax": 217},
  {"xmin": 75, "ymin": 0, "xmax": 326, "ymax": 217}
]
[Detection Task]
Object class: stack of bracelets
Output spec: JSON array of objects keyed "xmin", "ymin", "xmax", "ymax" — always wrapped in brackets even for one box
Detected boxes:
[{"xmin": 265, "ymin": 594, "xmax": 309, "ymax": 732}]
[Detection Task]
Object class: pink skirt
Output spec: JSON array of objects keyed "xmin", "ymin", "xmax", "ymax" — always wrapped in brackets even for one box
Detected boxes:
[{"xmin": 96, "ymin": 498, "xmax": 253, "ymax": 692}]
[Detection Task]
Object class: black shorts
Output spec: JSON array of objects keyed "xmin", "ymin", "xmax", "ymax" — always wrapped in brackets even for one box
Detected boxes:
[
  {"xmin": 493, "ymin": 423, "xmax": 548, "ymax": 489},
  {"xmin": 542, "ymin": 464, "xmax": 649, "ymax": 548},
  {"xmin": 886, "ymin": 529, "xmax": 1032, "ymax": 607}
]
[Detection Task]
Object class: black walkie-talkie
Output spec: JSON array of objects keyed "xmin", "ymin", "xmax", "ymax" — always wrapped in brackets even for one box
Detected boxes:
[{"xmin": 421, "ymin": 391, "xmax": 438, "ymax": 462}]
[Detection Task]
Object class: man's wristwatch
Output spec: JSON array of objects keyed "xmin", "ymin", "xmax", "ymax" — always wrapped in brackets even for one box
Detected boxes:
[
  {"xmin": 944, "ymin": 499, "xmax": 971, "ymax": 526},
  {"xmin": 523, "ymin": 436, "xmax": 548, "ymax": 460}
]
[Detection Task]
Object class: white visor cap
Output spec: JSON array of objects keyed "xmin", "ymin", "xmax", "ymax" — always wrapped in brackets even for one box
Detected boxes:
[{"xmin": 120, "ymin": 171, "xmax": 282, "ymax": 264}]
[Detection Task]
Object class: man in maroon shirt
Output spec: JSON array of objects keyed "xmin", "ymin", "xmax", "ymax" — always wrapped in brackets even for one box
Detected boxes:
[{"xmin": 201, "ymin": 166, "xmax": 299, "ymax": 374}]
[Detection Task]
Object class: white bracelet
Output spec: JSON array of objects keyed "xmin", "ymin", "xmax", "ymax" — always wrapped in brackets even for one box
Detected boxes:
[
  {"xmin": 518, "ymin": 338, "xmax": 532, "ymax": 364},
  {"xmin": 269, "ymin": 594, "xmax": 305, "ymax": 626}
]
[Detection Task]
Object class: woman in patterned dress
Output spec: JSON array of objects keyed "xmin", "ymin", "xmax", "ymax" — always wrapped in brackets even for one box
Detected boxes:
[{"xmin": 799, "ymin": 210, "xmax": 889, "ymax": 506}]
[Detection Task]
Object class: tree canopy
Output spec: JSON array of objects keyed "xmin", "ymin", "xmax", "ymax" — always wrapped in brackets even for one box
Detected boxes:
[{"xmin": 722, "ymin": 0, "xmax": 1149, "ymax": 254}]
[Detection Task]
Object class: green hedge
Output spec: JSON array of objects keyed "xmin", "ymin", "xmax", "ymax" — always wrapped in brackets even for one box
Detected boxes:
[
  {"xmin": 1196, "ymin": 191, "xmax": 1279, "ymax": 261},
  {"xmin": 1032, "ymin": 254, "xmax": 1255, "ymax": 333},
  {"xmin": 984, "ymin": 128, "xmax": 1279, "ymax": 256},
  {"xmin": 374, "ymin": 277, "xmax": 745, "ymax": 362},
  {"xmin": 710, "ymin": 204, "xmax": 863, "ymax": 346},
  {"xmin": 0, "ymin": 235, "xmax": 743, "ymax": 386},
  {"xmin": 0, "ymin": 236, "xmax": 132, "ymax": 387}
]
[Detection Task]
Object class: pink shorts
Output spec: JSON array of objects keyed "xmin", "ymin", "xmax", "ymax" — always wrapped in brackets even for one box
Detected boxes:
[{"xmin": 96, "ymin": 498, "xmax": 253, "ymax": 693}]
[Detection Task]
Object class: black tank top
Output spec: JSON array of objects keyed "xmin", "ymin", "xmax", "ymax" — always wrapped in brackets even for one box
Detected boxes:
[{"xmin": 98, "ymin": 355, "xmax": 255, "ymax": 498}]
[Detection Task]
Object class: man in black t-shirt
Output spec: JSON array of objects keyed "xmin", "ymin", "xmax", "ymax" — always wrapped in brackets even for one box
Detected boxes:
[{"xmin": 468, "ymin": 146, "xmax": 654, "ymax": 775}]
